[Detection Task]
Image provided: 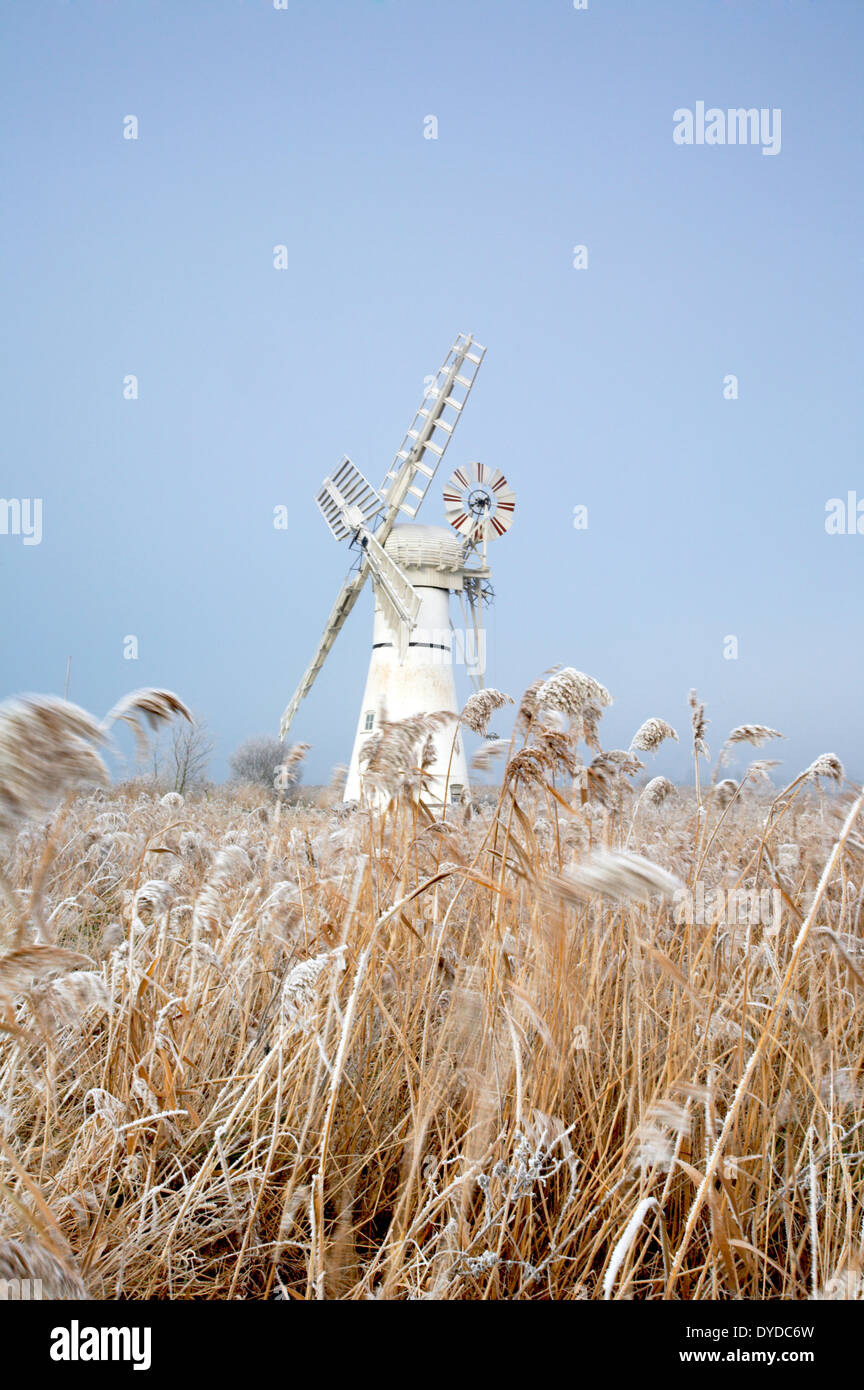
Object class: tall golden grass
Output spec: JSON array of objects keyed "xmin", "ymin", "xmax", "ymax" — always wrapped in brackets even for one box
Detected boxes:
[{"xmin": 0, "ymin": 679, "xmax": 862, "ymax": 1300}]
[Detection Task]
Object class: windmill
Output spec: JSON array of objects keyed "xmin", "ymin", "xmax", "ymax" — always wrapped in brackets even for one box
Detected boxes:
[{"xmin": 279, "ymin": 333, "xmax": 516, "ymax": 805}]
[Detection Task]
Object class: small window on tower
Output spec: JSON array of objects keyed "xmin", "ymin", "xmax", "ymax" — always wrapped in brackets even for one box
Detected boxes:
[
  {"xmin": 364, "ymin": 711, "xmax": 375, "ymax": 731},
  {"xmin": 450, "ymin": 784, "xmax": 464, "ymax": 804}
]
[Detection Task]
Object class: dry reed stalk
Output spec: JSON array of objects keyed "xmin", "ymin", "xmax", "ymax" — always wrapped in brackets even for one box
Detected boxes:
[
  {"xmin": 666, "ymin": 788, "xmax": 864, "ymax": 1293},
  {"xmin": 0, "ymin": 681, "xmax": 861, "ymax": 1300}
]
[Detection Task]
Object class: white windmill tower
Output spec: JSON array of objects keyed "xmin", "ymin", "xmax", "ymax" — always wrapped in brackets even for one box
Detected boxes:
[{"xmin": 279, "ymin": 333, "xmax": 516, "ymax": 806}]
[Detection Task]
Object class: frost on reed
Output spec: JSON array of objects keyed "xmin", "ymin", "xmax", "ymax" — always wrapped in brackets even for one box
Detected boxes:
[
  {"xmin": 460, "ymin": 689, "xmax": 513, "ymax": 736},
  {"xmin": 747, "ymin": 759, "xmax": 781, "ymax": 786},
  {"xmin": 548, "ymin": 850, "xmax": 683, "ymax": 905},
  {"xmin": 275, "ymin": 742, "xmax": 311, "ymax": 791},
  {"xmin": 471, "ymin": 740, "xmax": 508, "ymax": 774},
  {"xmin": 280, "ymin": 946, "xmax": 347, "ymax": 1035},
  {"xmin": 0, "ymin": 673, "xmax": 861, "ymax": 1301},
  {"xmin": 0, "ymin": 697, "xmax": 108, "ymax": 833},
  {"xmin": 29, "ymin": 970, "xmax": 111, "ymax": 1034},
  {"xmin": 714, "ymin": 779, "xmax": 739, "ymax": 810},
  {"xmin": 642, "ymin": 776, "xmax": 675, "ymax": 808},
  {"xmin": 0, "ymin": 687, "xmax": 191, "ymax": 835},
  {"xmin": 102, "ymin": 688, "xmax": 192, "ymax": 758},
  {"xmin": 357, "ymin": 711, "xmax": 455, "ymax": 800},
  {"xmin": 630, "ymin": 718, "xmax": 678, "ymax": 754},
  {"xmin": 726, "ymin": 724, "xmax": 785, "ymax": 748},
  {"xmin": 0, "ymin": 946, "xmax": 92, "ymax": 1004},
  {"xmin": 717, "ymin": 724, "xmax": 785, "ymax": 770},
  {"xmin": 688, "ymin": 689, "xmax": 710, "ymax": 761},
  {"xmin": 582, "ymin": 750, "xmax": 643, "ymax": 809},
  {"xmin": 805, "ymin": 753, "xmax": 844, "ymax": 786},
  {"xmin": 633, "ymin": 1100, "xmax": 691, "ymax": 1173},
  {"xmin": 535, "ymin": 668, "xmax": 613, "ymax": 749}
]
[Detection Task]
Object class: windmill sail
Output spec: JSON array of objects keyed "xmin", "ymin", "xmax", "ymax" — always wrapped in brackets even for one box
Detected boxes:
[
  {"xmin": 279, "ymin": 333, "xmax": 485, "ymax": 741},
  {"xmin": 378, "ymin": 333, "xmax": 485, "ymax": 534},
  {"xmin": 279, "ymin": 570, "xmax": 366, "ymax": 738},
  {"xmin": 316, "ymin": 456, "xmax": 383, "ymax": 541},
  {"xmin": 358, "ymin": 528, "xmax": 422, "ymax": 642}
]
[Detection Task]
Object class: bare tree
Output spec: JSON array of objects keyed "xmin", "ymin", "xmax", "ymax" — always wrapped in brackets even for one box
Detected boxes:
[
  {"xmin": 150, "ymin": 718, "xmax": 214, "ymax": 794},
  {"xmin": 230, "ymin": 736, "xmax": 293, "ymax": 791}
]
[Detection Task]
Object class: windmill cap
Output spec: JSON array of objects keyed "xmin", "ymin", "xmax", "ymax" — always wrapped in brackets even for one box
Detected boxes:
[{"xmin": 385, "ymin": 523, "xmax": 465, "ymax": 576}]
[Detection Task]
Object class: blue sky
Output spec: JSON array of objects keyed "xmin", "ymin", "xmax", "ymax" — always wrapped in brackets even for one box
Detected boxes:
[{"xmin": 2, "ymin": 0, "xmax": 862, "ymax": 785}]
